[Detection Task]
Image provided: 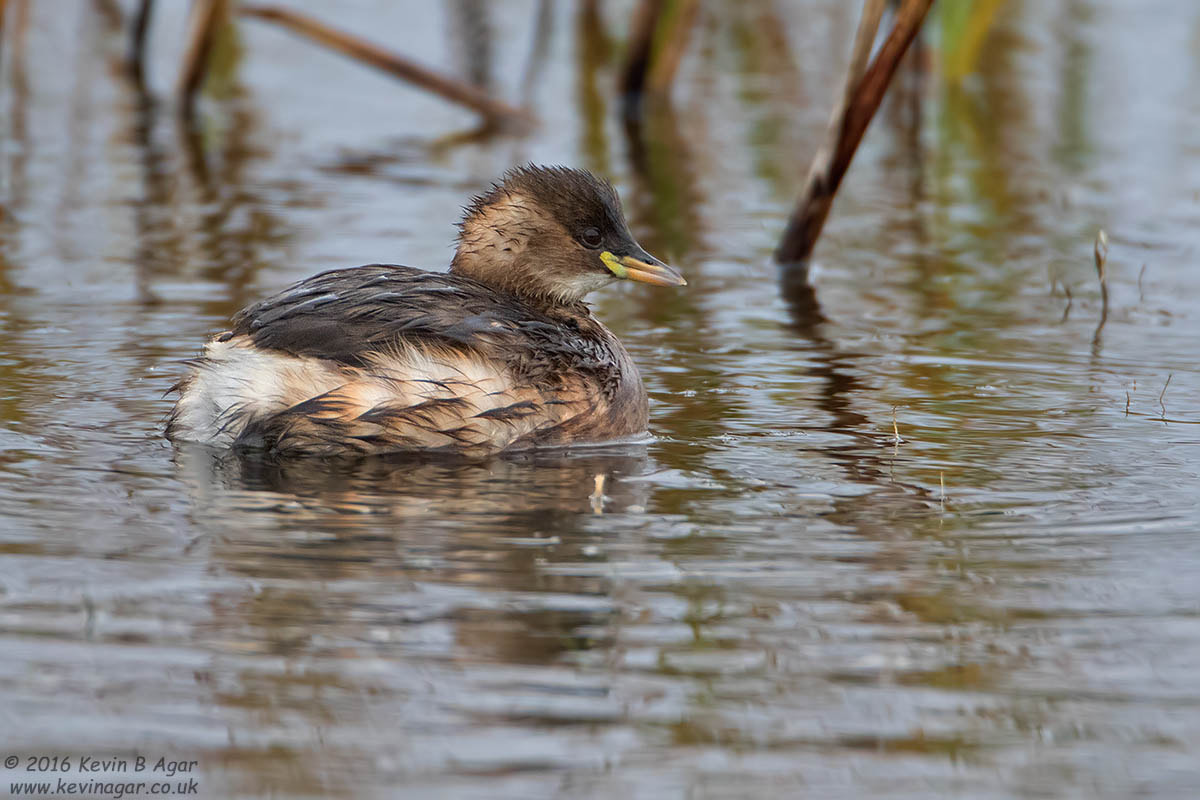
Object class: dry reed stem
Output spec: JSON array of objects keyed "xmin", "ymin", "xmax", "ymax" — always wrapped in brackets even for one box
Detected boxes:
[
  {"xmin": 1159, "ymin": 373, "xmax": 1172, "ymax": 420},
  {"xmin": 647, "ymin": 0, "xmax": 700, "ymax": 94},
  {"xmin": 238, "ymin": 4, "xmax": 531, "ymax": 128},
  {"xmin": 776, "ymin": 0, "xmax": 933, "ymax": 264},
  {"xmin": 783, "ymin": 0, "xmax": 883, "ymax": 260},
  {"xmin": 843, "ymin": 0, "xmax": 887, "ymax": 107},
  {"xmin": 619, "ymin": 0, "xmax": 664, "ymax": 111},
  {"xmin": 1094, "ymin": 228, "xmax": 1109, "ymax": 318},
  {"xmin": 177, "ymin": 0, "xmax": 226, "ymax": 117},
  {"xmin": 128, "ymin": 0, "xmax": 154, "ymax": 84}
]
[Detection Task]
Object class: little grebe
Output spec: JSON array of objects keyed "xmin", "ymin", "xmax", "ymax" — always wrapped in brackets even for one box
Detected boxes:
[{"xmin": 167, "ymin": 165, "xmax": 686, "ymax": 456}]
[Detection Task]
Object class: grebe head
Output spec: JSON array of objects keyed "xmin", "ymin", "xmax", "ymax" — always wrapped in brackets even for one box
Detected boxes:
[{"xmin": 450, "ymin": 164, "xmax": 686, "ymax": 304}]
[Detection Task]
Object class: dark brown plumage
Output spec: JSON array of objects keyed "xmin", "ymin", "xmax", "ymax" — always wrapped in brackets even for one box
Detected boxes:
[{"xmin": 166, "ymin": 165, "xmax": 685, "ymax": 457}]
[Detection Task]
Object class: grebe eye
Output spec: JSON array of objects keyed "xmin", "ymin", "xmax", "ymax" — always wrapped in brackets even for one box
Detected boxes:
[{"xmin": 581, "ymin": 227, "xmax": 603, "ymax": 248}]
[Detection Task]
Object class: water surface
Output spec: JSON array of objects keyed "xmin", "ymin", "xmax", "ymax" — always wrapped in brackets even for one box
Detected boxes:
[{"xmin": 1, "ymin": 1, "xmax": 1199, "ymax": 797}]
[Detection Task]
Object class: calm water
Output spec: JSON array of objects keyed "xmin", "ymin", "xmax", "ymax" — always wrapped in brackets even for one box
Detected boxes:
[{"xmin": 2, "ymin": 1, "xmax": 1199, "ymax": 798}]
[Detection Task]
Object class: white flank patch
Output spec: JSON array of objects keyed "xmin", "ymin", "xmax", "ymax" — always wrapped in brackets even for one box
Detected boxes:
[
  {"xmin": 170, "ymin": 337, "xmax": 564, "ymax": 452},
  {"xmin": 170, "ymin": 339, "xmax": 349, "ymax": 446}
]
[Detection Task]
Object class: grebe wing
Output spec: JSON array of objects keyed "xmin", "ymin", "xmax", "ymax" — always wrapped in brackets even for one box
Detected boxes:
[{"xmin": 228, "ymin": 264, "xmax": 547, "ymax": 367}]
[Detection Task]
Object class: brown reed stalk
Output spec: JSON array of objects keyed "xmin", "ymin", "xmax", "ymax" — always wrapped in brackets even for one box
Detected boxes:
[
  {"xmin": 177, "ymin": 0, "xmax": 227, "ymax": 117},
  {"xmin": 238, "ymin": 4, "xmax": 531, "ymax": 128},
  {"xmin": 128, "ymin": 0, "xmax": 154, "ymax": 85},
  {"xmin": 619, "ymin": 0, "xmax": 665, "ymax": 106},
  {"xmin": 776, "ymin": 0, "xmax": 934, "ymax": 265},
  {"xmin": 647, "ymin": 0, "xmax": 699, "ymax": 94},
  {"xmin": 1094, "ymin": 228, "xmax": 1109, "ymax": 319},
  {"xmin": 620, "ymin": 0, "xmax": 698, "ymax": 117}
]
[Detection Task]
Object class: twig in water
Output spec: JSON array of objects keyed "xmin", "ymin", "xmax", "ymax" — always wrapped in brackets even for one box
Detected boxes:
[
  {"xmin": 776, "ymin": 0, "xmax": 933, "ymax": 264},
  {"xmin": 1060, "ymin": 284, "xmax": 1073, "ymax": 323},
  {"xmin": 1090, "ymin": 229, "xmax": 1110, "ymax": 353},
  {"xmin": 1138, "ymin": 263, "xmax": 1146, "ymax": 304},
  {"xmin": 177, "ymin": 0, "xmax": 227, "ymax": 119},
  {"xmin": 939, "ymin": 471, "xmax": 945, "ymax": 507},
  {"xmin": 1125, "ymin": 390, "xmax": 1130, "ymax": 416},
  {"xmin": 647, "ymin": 0, "xmax": 699, "ymax": 95},
  {"xmin": 128, "ymin": 0, "xmax": 154, "ymax": 87},
  {"xmin": 1094, "ymin": 229, "xmax": 1109, "ymax": 319},
  {"xmin": 238, "ymin": 4, "xmax": 531, "ymax": 128},
  {"xmin": 1159, "ymin": 373, "xmax": 1172, "ymax": 420},
  {"xmin": 891, "ymin": 406, "xmax": 901, "ymax": 451},
  {"xmin": 618, "ymin": 0, "xmax": 664, "ymax": 116},
  {"xmin": 618, "ymin": 0, "xmax": 698, "ymax": 120}
]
